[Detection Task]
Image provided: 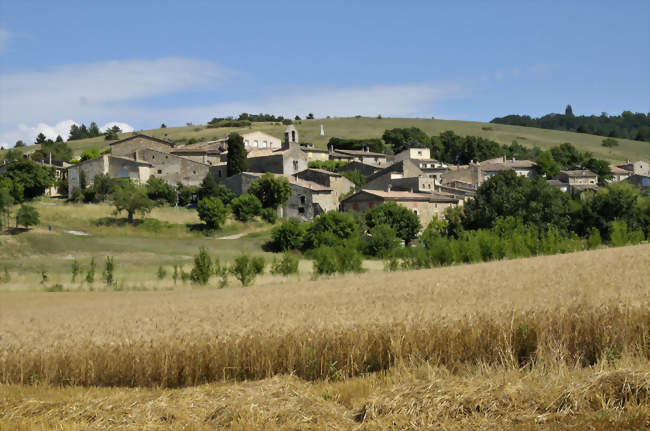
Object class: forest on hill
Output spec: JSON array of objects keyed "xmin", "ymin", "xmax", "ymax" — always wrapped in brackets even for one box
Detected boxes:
[{"xmin": 491, "ymin": 105, "xmax": 650, "ymax": 142}]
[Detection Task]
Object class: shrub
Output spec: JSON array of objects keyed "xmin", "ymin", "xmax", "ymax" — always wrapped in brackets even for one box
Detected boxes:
[
  {"xmin": 231, "ymin": 194, "xmax": 262, "ymax": 222},
  {"xmin": 172, "ymin": 265, "xmax": 179, "ymax": 284},
  {"xmin": 270, "ymin": 219, "xmax": 305, "ymax": 251},
  {"xmin": 260, "ymin": 207, "xmax": 278, "ymax": 224},
  {"xmin": 364, "ymin": 224, "xmax": 399, "ymax": 257},
  {"xmin": 214, "ymin": 258, "xmax": 229, "ymax": 288},
  {"xmin": 157, "ymin": 265, "xmax": 167, "ymax": 280},
  {"xmin": 271, "ymin": 252, "xmax": 299, "ymax": 276},
  {"xmin": 586, "ymin": 227, "xmax": 602, "ymax": 249},
  {"xmin": 197, "ymin": 197, "xmax": 227, "ymax": 229},
  {"xmin": 102, "ymin": 257, "xmax": 114, "ymax": 286},
  {"xmin": 230, "ymin": 254, "xmax": 265, "ymax": 286},
  {"xmin": 628, "ymin": 229, "xmax": 645, "ymax": 244},
  {"xmin": 0, "ymin": 266, "xmax": 10, "ymax": 283},
  {"xmin": 312, "ymin": 245, "xmax": 363, "ymax": 276},
  {"xmin": 190, "ymin": 247, "xmax": 213, "ymax": 284},
  {"xmin": 86, "ymin": 258, "xmax": 95, "ymax": 284},
  {"xmin": 609, "ymin": 220, "xmax": 628, "ymax": 247}
]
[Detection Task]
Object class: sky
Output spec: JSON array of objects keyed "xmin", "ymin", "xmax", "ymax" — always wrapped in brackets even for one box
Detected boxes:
[{"xmin": 0, "ymin": 0, "xmax": 648, "ymax": 147}]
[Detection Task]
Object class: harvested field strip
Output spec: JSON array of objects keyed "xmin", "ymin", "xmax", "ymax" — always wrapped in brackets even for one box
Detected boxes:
[
  {"xmin": 1, "ymin": 304, "xmax": 648, "ymax": 387},
  {"xmin": 1, "ymin": 367, "xmax": 648, "ymax": 430}
]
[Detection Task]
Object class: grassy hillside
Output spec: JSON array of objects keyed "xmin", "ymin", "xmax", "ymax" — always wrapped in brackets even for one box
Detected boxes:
[
  {"xmin": 3, "ymin": 117, "xmax": 648, "ymax": 163},
  {"xmin": 1, "ymin": 244, "xmax": 648, "ymax": 429}
]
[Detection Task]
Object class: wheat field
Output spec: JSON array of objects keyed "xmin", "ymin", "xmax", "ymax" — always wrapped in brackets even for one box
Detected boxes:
[{"xmin": 0, "ymin": 244, "xmax": 648, "ymax": 429}]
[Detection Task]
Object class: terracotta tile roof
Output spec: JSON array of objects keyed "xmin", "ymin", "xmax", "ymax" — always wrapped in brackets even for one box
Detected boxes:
[
  {"xmin": 609, "ymin": 165, "xmax": 630, "ymax": 175},
  {"xmin": 358, "ymin": 189, "xmax": 459, "ymax": 203},
  {"xmin": 480, "ymin": 160, "xmax": 536, "ymax": 171},
  {"xmin": 333, "ymin": 148, "xmax": 387, "ymax": 157}
]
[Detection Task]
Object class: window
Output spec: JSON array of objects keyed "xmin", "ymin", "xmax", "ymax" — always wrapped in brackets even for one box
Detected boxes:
[
  {"xmin": 417, "ymin": 151, "xmax": 422, "ymax": 156},
  {"xmin": 414, "ymin": 210, "xmax": 418, "ymax": 215},
  {"xmin": 253, "ymin": 140, "xmax": 259, "ymax": 147},
  {"xmin": 262, "ymin": 140, "xmax": 267, "ymax": 147},
  {"xmin": 193, "ymin": 171, "xmax": 196, "ymax": 175},
  {"xmin": 157, "ymin": 169, "xmax": 162, "ymax": 174},
  {"xmin": 368, "ymin": 202, "xmax": 375, "ymax": 208},
  {"xmin": 152, "ymin": 155, "xmax": 155, "ymax": 159},
  {"xmin": 298, "ymin": 207, "xmax": 305, "ymax": 214},
  {"xmin": 353, "ymin": 202, "xmax": 359, "ymax": 210},
  {"xmin": 307, "ymin": 152, "xmax": 313, "ymax": 158},
  {"xmin": 244, "ymin": 140, "xmax": 249, "ymax": 146},
  {"xmin": 300, "ymin": 196, "xmax": 306, "ymax": 204},
  {"xmin": 293, "ymin": 160, "xmax": 299, "ymax": 171},
  {"xmin": 218, "ymin": 170, "xmax": 222, "ymax": 177}
]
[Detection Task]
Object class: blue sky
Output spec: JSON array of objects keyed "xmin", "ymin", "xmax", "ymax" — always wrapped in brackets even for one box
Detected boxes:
[{"xmin": 0, "ymin": 0, "xmax": 648, "ymax": 147}]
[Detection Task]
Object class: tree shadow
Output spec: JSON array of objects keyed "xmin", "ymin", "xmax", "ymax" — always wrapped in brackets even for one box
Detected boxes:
[
  {"xmin": 186, "ymin": 223, "xmax": 216, "ymax": 236},
  {"xmin": 2, "ymin": 227, "xmax": 29, "ymax": 235}
]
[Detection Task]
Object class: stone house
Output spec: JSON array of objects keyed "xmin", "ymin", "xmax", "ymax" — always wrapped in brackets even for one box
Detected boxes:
[
  {"xmin": 364, "ymin": 160, "xmax": 426, "ymax": 190},
  {"xmin": 440, "ymin": 164, "xmax": 481, "ymax": 187},
  {"xmin": 555, "ymin": 170, "xmax": 598, "ymax": 186},
  {"xmin": 627, "ymin": 174, "xmax": 650, "ymax": 188},
  {"xmin": 293, "ymin": 168, "xmax": 355, "ymax": 202},
  {"xmin": 170, "ymin": 148, "xmax": 223, "ymax": 166},
  {"xmin": 479, "ymin": 157, "xmax": 536, "ymax": 182},
  {"xmin": 334, "ymin": 160, "xmax": 382, "ymax": 178},
  {"xmin": 393, "ymin": 147, "xmax": 448, "ymax": 181},
  {"xmin": 300, "ymin": 145, "xmax": 330, "ymax": 162},
  {"xmin": 246, "ymin": 143, "xmax": 308, "ymax": 175},
  {"xmin": 341, "ymin": 187, "xmax": 461, "ymax": 227},
  {"xmin": 242, "ymin": 131, "xmax": 282, "ymax": 150},
  {"xmin": 617, "ymin": 160, "xmax": 649, "ymax": 177},
  {"xmin": 220, "ymin": 172, "xmax": 337, "ymax": 220},
  {"xmin": 67, "ymin": 155, "xmax": 151, "ymax": 198},
  {"xmin": 608, "ymin": 165, "xmax": 632, "ymax": 183},
  {"xmin": 329, "ymin": 146, "xmax": 390, "ymax": 168},
  {"xmin": 132, "ymin": 148, "xmax": 210, "ymax": 187},
  {"xmin": 109, "ymin": 134, "xmax": 175, "ymax": 157}
]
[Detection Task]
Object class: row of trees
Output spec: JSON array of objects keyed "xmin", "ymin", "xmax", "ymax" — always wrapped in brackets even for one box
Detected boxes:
[{"xmin": 491, "ymin": 105, "xmax": 650, "ymax": 141}]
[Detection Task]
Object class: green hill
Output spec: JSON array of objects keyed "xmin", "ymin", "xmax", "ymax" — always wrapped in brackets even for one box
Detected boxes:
[{"xmin": 3, "ymin": 117, "xmax": 649, "ymax": 163}]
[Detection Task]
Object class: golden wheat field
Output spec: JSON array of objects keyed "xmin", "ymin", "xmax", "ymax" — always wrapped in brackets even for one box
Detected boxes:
[{"xmin": 1, "ymin": 244, "xmax": 649, "ymax": 429}]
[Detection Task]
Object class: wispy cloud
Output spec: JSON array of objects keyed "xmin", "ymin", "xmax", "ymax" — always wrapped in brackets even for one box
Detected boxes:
[{"xmin": 0, "ymin": 56, "xmax": 465, "ymax": 147}]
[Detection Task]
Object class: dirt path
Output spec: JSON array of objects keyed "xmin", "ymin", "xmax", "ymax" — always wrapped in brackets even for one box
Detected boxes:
[{"xmin": 216, "ymin": 233, "xmax": 246, "ymax": 240}]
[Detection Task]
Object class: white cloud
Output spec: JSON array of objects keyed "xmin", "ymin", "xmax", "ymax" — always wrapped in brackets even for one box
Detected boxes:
[
  {"xmin": 0, "ymin": 120, "xmax": 135, "ymax": 148},
  {"xmin": 0, "ymin": 57, "xmax": 228, "ymax": 144},
  {"xmin": 121, "ymin": 83, "xmax": 465, "ymax": 126}
]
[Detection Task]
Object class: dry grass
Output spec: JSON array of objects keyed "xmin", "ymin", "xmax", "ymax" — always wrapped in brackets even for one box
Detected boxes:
[{"xmin": 0, "ymin": 244, "xmax": 648, "ymax": 428}]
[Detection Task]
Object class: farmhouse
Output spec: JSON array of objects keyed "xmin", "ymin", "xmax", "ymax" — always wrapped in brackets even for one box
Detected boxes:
[
  {"xmin": 393, "ymin": 147, "xmax": 448, "ymax": 181},
  {"xmin": 555, "ymin": 170, "xmax": 598, "ymax": 186},
  {"xmin": 293, "ymin": 168, "xmax": 355, "ymax": 202},
  {"xmin": 608, "ymin": 165, "xmax": 632, "ymax": 183},
  {"xmin": 329, "ymin": 146, "xmax": 390, "ymax": 168},
  {"xmin": 132, "ymin": 148, "xmax": 210, "ymax": 187},
  {"xmin": 341, "ymin": 187, "xmax": 461, "ymax": 226},
  {"xmin": 67, "ymin": 155, "xmax": 152, "ymax": 198},
  {"xmin": 617, "ymin": 160, "xmax": 649, "ymax": 177},
  {"xmin": 479, "ymin": 157, "xmax": 536, "ymax": 181}
]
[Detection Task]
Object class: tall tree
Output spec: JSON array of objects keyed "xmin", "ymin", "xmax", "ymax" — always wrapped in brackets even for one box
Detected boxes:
[
  {"xmin": 88, "ymin": 122, "xmax": 101, "ymax": 137},
  {"xmin": 248, "ymin": 173, "xmax": 292, "ymax": 209},
  {"xmin": 226, "ymin": 133, "xmax": 248, "ymax": 176},
  {"xmin": 35, "ymin": 133, "xmax": 47, "ymax": 145}
]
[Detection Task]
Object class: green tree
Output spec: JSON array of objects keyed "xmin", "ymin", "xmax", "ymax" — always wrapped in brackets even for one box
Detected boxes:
[
  {"xmin": 365, "ymin": 201, "xmax": 421, "ymax": 244},
  {"xmin": 382, "ymin": 127, "xmax": 430, "ymax": 154},
  {"xmin": 534, "ymin": 150, "xmax": 560, "ymax": 178},
  {"xmin": 104, "ymin": 125, "xmax": 122, "ymax": 141},
  {"xmin": 341, "ymin": 170, "xmax": 365, "ymax": 188},
  {"xmin": 88, "ymin": 122, "xmax": 101, "ymax": 137},
  {"xmin": 103, "ymin": 257, "xmax": 115, "ymax": 286},
  {"xmin": 197, "ymin": 175, "xmax": 235, "ymax": 204},
  {"xmin": 197, "ymin": 197, "xmax": 227, "ymax": 229},
  {"xmin": 364, "ymin": 224, "xmax": 399, "ymax": 257},
  {"xmin": 582, "ymin": 158, "xmax": 613, "ymax": 185},
  {"xmin": 35, "ymin": 133, "xmax": 47, "ymax": 145},
  {"xmin": 112, "ymin": 183, "xmax": 153, "ymax": 222},
  {"xmin": 226, "ymin": 133, "xmax": 248, "ymax": 176},
  {"xmin": 3, "ymin": 160, "xmax": 53, "ymax": 199},
  {"xmin": 231, "ymin": 193, "xmax": 262, "ymax": 221},
  {"xmin": 86, "ymin": 257, "xmax": 96, "ymax": 284},
  {"xmin": 303, "ymin": 211, "xmax": 360, "ymax": 249},
  {"xmin": 16, "ymin": 204, "xmax": 39, "ymax": 229},
  {"xmin": 462, "ymin": 171, "xmax": 570, "ymax": 232},
  {"xmin": 0, "ymin": 176, "xmax": 23, "ymax": 203},
  {"xmin": 3, "ymin": 148, "xmax": 23, "ymax": 162},
  {"xmin": 190, "ymin": 247, "xmax": 213, "ymax": 284},
  {"xmin": 14, "ymin": 140, "xmax": 26, "ymax": 148},
  {"xmin": 249, "ymin": 173, "xmax": 292, "ymax": 209},
  {"xmin": 270, "ymin": 252, "xmax": 299, "ymax": 276}
]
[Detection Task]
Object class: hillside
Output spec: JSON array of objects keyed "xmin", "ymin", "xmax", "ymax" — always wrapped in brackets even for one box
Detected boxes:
[{"xmin": 3, "ymin": 117, "xmax": 649, "ymax": 163}]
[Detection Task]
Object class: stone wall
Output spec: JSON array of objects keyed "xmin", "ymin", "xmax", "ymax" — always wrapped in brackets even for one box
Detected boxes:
[
  {"xmin": 111, "ymin": 136, "xmax": 174, "ymax": 157},
  {"xmin": 136, "ymin": 149, "xmax": 209, "ymax": 186}
]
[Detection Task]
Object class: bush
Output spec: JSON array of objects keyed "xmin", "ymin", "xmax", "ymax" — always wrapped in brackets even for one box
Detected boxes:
[
  {"xmin": 303, "ymin": 211, "xmax": 360, "ymax": 250},
  {"xmin": 177, "ymin": 183, "xmax": 198, "ymax": 206},
  {"xmin": 586, "ymin": 227, "xmax": 602, "ymax": 249},
  {"xmin": 364, "ymin": 224, "xmax": 399, "ymax": 257},
  {"xmin": 271, "ymin": 252, "xmax": 299, "ymax": 276},
  {"xmin": 197, "ymin": 197, "xmax": 227, "ymax": 229},
  {"xmin": 312, "ymin": 245, "xmax": 363, "ymax": 276},
  {"xmin": 609, "ymin": 220, "xmax": 628, "ymax": 247},
  {"xmin": 231, "ymin": 193, "xmax": 262, "ymax": 222},
  {"xmin": 249, "ymin": 173, "xmax": 292, "ymax": 209},
  {"xmin": 157, "ymin": 265, "xmax": 167, "ymax": 280},
  {"xmin": 190, "ymin": 247, "xmax": 213, "ymax": 284},
  {"xmin": 270, "ymin": 219, "xmax": 305, "ymax": 251},
  {"xmin": 260, "ymin": 207, "xmax": 278, "ymax": 224},
  {"xmin": 230, "ymin": 254, "xmax": 265, "ymax": 286},
  {"xmin": 365, "ymin": 201, "xmax": 421, "ymax": 244},
  {"xmin": 102, "ymin": 257, "xmax": 114, "ymax": 286}
]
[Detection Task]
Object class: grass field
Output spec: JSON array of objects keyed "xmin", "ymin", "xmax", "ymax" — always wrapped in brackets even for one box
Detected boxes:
[
  {"xmin": 3, "ymin": 117, "xmax": 648, "ymax": 163},
  {"xmin": 0, "ymin": 244, "xmax": 648, "ymax": 429}
]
